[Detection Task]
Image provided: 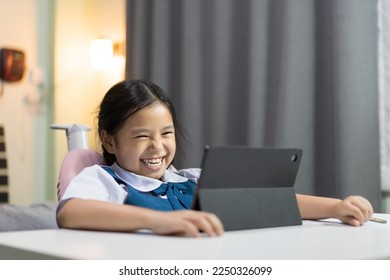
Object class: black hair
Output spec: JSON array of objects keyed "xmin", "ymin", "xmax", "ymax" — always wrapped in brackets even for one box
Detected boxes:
[{"xmin": 97, "ymin": 79, "xmax": 188, "ymax": 165}]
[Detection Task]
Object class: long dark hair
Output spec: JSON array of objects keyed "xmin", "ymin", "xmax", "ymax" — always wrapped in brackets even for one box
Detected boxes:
[{"xmin": 97, "ymin": 79, "xmax": 188, "ymax": 165}]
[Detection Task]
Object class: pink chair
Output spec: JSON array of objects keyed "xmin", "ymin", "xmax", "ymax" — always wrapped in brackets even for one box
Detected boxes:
[{"xmin": 56, "ymin": 149, "xmax": 105, "ymax": 201}]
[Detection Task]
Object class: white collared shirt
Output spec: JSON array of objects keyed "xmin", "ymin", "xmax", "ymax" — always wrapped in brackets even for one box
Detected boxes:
[{"xmin": 60, "ymin": 163, "xmax": 201, "ymax": 205}]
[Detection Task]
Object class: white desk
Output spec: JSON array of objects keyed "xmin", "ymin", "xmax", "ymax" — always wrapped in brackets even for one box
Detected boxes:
[{"xmin": 0, "ymin": 214, "xmax": 389, "ymax": 260}]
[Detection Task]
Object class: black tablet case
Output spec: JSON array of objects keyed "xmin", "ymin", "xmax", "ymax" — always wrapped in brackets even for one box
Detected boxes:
[{"xmin": 193, "ymin": 146, "xmax": 303, "ymax": 231}]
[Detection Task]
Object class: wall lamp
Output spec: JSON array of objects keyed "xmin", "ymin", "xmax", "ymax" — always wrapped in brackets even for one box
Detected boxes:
[{"xmin": 90, "ymin": 38, "xmax": 124, "ymax": 71}]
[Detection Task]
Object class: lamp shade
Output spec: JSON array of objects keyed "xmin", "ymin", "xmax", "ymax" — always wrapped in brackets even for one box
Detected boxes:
[{"xmin": 90, "ymin": 39, "xmax": 113, "ymax": 70}]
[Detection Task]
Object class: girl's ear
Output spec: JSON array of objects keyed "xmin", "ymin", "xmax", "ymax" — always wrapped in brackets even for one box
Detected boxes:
[{"xmin": 100, "ymin": 130, "xmax": 116, "ymax": 154}]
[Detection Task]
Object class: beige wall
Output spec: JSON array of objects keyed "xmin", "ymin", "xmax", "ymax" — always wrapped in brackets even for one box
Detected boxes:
[
  {"xmin": 53, "ymin": 0, "xmax": 126, "ymax": 185},
  {"xmin": 0, "ymin": 0, "xmax": 52, "ymax": 205},
  {"xmin": 0, "ymin": 0, "xmax": 125, "ymax": 205}
]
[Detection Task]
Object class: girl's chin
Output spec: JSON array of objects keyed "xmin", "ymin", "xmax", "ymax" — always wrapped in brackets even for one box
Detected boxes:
[{"xmin": 140, "ymin": 165, "xmax": 166, "ymax": 179}]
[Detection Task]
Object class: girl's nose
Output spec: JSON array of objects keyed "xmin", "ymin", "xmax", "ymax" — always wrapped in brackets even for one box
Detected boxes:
[{"xmin": 149, "ymin": 137, "xmax": 163, "ymax": 150}]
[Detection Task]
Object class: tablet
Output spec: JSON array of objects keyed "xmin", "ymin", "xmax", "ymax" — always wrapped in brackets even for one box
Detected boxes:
[{"xmin": 192, "ymin": 145, "xmax": 303, "ymax": 231}]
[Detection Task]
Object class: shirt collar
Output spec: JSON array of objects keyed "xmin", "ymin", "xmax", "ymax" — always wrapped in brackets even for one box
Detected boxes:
[{"xmin": 110, "ymin": 162, "xmax": 188, "ymax": 192}]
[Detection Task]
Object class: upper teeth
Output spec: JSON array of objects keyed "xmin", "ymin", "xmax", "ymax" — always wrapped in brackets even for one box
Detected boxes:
[{"xmin": 143, "ymin": 158, "xmax": 162, "ymax": 166}]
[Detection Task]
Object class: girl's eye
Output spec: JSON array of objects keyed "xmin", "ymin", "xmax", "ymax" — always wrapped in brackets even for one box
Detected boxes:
[
  {"xmin": 162, "ymin": 131, "xmax": 174, "ymax": 136},
  {"xmin": 134, "ymin": 135, "xmax": 148, "ymax": 139}
]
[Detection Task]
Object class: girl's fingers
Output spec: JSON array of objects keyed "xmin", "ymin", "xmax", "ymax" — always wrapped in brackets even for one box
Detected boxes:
[
  {"xmin": 347, "ymin": 196, "xmax": 373, "ymax": 223},
  {"xmin": 205, "ymin": 213, "xmax": 224, "ymax": 236},
  {"xmin": 339, "ymin": 196, "xmax": 374, "ymax": 226},
  {"xmin": 152, "ymin": 210, "xmax": 223, "ymax": 237},
  {"xmin": 185, "ymin": 211, "xmax": 224, "ymax": 237}
]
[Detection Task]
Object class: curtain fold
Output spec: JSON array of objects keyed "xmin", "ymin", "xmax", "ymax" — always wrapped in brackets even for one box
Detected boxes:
[
  {"xmin": 126, "ymin": 0, "xmax": 381, "ymax": 210},
  {"xmin": 379, "ymin": 0, "xmax": 390, "ymax": 191}
]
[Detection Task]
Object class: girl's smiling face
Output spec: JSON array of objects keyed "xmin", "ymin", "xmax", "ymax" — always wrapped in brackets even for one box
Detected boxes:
[{"xmin": 102, "ymin": 102, "xmax": 176, "ymax": 179}]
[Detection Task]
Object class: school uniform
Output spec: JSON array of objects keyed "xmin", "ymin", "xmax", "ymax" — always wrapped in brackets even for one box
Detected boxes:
[{"xmin": 59, "ymin": 162, "xmax": 201, "ymax": 211}]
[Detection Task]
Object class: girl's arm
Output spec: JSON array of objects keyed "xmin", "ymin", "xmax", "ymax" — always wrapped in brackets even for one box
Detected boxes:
[
  {"xmin": 57, "ymin": 198, "xmax": 224, "ymax": 237},
  {"xmin": 296, "ymin": 194, "xmax": 373, "ymax": 226}
]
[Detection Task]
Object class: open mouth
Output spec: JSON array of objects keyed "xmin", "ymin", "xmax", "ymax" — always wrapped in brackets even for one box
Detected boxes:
[{"xmin": 141, "ymin": 157, "xmax": 164, "ymax": 169}]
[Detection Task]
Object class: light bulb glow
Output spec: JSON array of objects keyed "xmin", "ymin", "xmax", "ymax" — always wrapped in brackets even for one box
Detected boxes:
[{"xmin": 90, "ymin": 39, "xmax": 113, "ymax": 70}]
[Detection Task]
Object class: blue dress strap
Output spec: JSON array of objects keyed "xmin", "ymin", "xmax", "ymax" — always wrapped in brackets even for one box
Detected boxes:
[{"xmin": 100, "ymin": 165, "xmax": 196, "ymax": 211}]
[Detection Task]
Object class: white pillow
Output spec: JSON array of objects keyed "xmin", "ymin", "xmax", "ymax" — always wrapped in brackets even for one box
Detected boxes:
[{"xmin": 0, "ymin": 202, "xmax": 58, "ymax": 231}]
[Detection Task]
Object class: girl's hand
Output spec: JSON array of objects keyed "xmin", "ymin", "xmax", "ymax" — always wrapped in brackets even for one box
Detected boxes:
[
  {"xmin": 148, "ymin": 210, "xmax": 224, "ymax": 237},
  {"xmin": 332, "ymin": 196, "xmax": 373, "ymax": 226}
]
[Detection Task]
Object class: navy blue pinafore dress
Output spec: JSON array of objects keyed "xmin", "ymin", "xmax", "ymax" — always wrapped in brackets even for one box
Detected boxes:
[{"xmin": 101, "ymin": 166, "xmax": 196, "ymax": 211}]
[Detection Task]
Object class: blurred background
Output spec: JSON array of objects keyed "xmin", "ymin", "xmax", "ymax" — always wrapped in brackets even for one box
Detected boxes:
[{"xmin": 0, "ymin": 0, "xmax": 389, "ymax": 213}]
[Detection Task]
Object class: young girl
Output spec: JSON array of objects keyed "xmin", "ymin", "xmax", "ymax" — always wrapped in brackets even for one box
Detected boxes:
[{"xmin": 57, "ymin": 79, "xmax": 373, "ymax": 237}]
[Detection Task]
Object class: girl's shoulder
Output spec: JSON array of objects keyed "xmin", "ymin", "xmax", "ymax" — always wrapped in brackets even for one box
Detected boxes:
[{"xmin": 61, "ymin": 164, "xmax": 127, "ymax": 204}]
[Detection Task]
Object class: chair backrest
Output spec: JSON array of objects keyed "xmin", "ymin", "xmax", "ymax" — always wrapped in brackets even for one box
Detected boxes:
[{"xmin": 57, "ymin": 149, "xmax": 105, "ymax": 201}]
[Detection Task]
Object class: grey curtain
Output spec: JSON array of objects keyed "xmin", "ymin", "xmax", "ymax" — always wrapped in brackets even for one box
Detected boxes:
[{"xmin": 126, "ymin": 0, "xmax": 381, "ymax": 210}]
